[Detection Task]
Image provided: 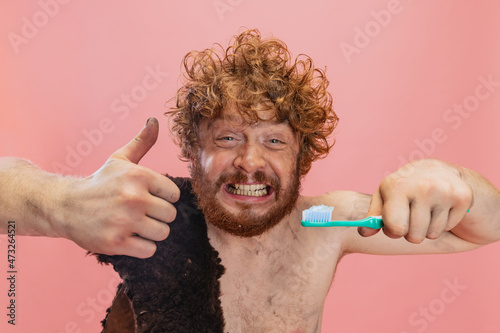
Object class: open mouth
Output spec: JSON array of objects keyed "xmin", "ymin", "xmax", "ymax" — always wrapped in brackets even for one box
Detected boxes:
[{"xmin": 226, "ymin": 183, "xmax": 271, "ymax": 197}]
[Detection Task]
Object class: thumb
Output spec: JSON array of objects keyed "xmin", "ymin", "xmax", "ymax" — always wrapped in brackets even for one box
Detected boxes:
[
  {"xmin": 111, "ymin": 118, "xmax": 159, "ymax": 164},
  {"xmin": 358, "ymin": 188, "xmax": 383, "ymax": 237}
]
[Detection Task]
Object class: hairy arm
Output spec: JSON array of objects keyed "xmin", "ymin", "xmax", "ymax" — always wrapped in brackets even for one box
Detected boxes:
[
  {"xmin": 0, "ymin": 119, "xmax": 180, "ymax": 258},
  {"xmin": 0, "ymin": 157, "xmax": 69, "ymax": 237}
]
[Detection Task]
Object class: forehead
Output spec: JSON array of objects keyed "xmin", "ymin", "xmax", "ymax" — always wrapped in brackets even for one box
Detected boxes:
[{"xmin": 220, "ymin": 106, "xmax": 276, "ymax": 124}]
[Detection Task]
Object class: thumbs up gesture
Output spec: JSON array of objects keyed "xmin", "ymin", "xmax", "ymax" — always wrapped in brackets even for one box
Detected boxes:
[{"xmin": 57, "ymin": 118, "xmax": 180, "ymax": 258}]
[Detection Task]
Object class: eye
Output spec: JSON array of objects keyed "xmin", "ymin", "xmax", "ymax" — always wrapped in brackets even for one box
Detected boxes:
[
  {"xmin": 217, "ymin": 136, "xmax": 235, "ymax": 142},
  {"xmin": 265, "ymin": 138, "xmax": 287, "ymax": 150},
  {"xmin": 215, "ymin": 136, "xmax": 238, "ymax": 148}
]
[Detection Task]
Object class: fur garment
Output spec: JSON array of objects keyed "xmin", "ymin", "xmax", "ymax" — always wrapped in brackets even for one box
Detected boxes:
[{"xmin": 96, "ymin": 176, "xmax": 225, "ymax": 333}]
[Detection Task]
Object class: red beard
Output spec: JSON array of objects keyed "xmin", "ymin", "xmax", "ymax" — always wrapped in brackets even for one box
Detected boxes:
[{"xmin": 190, "ymin": 158, "xmax": 301, "ymax": 237}]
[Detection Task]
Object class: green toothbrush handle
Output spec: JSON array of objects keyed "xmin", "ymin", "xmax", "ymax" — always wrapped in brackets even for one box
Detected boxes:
[{"xmin": 301, "ymin": 216, "xmax": 383, "ymax": 229}]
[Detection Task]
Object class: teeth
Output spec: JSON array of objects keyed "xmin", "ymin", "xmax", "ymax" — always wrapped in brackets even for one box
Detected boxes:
[
  {"xmin": 228, "ymin": 184, "xmax": 269, "ymax": 197},
  {"xmin": 234, "ymin": 183, "xmax": 266, "ymax": 190}
]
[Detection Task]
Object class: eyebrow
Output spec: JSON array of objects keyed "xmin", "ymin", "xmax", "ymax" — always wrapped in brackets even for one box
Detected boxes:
[
  {"xmin": 206, "ymin": 118, "xmax": 298, "ymax": 144},
  {"xmin": 207, "ymin": 114, "xmax": 285, "ymax": 130}
]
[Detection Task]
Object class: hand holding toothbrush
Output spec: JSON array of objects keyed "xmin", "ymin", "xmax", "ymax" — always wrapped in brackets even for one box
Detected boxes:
[{"xmin": 358, "ymin": 159, "xmax": 473, "ymax": 244}]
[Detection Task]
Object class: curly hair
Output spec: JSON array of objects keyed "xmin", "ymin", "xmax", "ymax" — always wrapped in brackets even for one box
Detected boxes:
[{"xmin": 167, "ymin": 29, "xmax": 338, "ymax": 176}]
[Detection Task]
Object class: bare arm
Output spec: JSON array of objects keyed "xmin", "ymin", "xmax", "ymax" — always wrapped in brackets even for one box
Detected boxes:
[
  {"xmin": 344, "ymin": 159, "xmax": 500, "ymax": 255},
  {"xmin": 0, "ymin": 118, "xmax": 180, "ymax": 258},
  {"xmin": 0, "ymin": 157, "xmax": 69, "ymax": 237},
  {"xmin": 448, "ymin": 165, "xmax": 500, "ymax": 245}
]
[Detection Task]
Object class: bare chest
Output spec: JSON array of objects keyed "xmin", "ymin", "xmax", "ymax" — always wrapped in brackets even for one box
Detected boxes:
[{"xmin": 212, "ymin": 232, "xmax": 342, "ymax": 333}]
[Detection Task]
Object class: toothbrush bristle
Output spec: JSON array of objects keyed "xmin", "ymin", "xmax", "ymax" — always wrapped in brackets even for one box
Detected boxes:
[{"xmin": 302, "ymin": 205, "xmax": 334, "ymax": 222}]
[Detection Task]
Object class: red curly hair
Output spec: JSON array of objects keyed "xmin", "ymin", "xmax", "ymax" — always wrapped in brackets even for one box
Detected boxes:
[{"xmin": 167, "ymin": 29, "xmax": 338, "ymax": 176}]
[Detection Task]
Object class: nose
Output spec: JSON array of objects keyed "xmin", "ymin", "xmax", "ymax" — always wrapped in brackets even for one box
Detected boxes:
[{"xmin": 234, "ymin": 143, "xmax": 266, "ymax": 174}]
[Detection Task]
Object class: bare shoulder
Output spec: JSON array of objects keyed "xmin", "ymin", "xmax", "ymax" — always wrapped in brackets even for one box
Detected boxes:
[
  {"xmin": 295, "ymin": 191, "xmax": 372, "ymax": 256},
  {"xmin": 299, "ymin": 190, "xmax": 371, "ymax": 221}
]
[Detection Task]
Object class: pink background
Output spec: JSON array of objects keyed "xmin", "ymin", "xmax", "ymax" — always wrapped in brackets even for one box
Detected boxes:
[{"xmin": 1, "ymin": 1, "xmax": 499, "ymax": 332}]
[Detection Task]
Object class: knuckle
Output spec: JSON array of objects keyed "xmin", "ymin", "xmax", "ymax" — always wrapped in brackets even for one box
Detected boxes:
[
  {"xmin": 167, "ymin": 207, "xmax": 177, "ymax": 222},
  {"xmin": 426, "ymin": 229, "xmax": 442, "ymax": 240},
  {"xmin": 160, "ymin": 224, "xmax": 171, "ymax": 239},
  {"xmin": 386, "ymin": 224, "xmax": 408, "ymax": 238},
  {"xmin": 104, "ymin": 232, "xmax": 128, "ymax": 248},
  {"xmin": 405, "ymin": 232, "xmax": 426, "ymax": 244},
  {"xmin": 381, "ymin": 174, "xmax": 401, "ymax": 189},
  {"xmin": 142, "ymin": 244, "xmax": 157, "ymax": 258},
  {"xmin": 379, "ymin": 176, "xmax": 406, "ymax": 199},
  {"xmin": 119, "ymin": 187, "xmax": 146, "ymax": 206},
  {"xmin": 379, "ymin": 176, "xmax": 392, "ymax": 188},
  {"xmin": 392, "ymin": 177, "xmax": 410, "ymax": 193},
  {"xmin": 455, "ymin": 194, "xmax": 469, "ymax": 208},
  {"xmin": 454, "ymin": 186, "xmax": 473, "ymax": 206},
  {"xmin": 418, "ymin": 178, "xmax": 437, "ymax": 196},
  {"xmin": 121, "ymin": 164, "xmax": 148, "ymax": 182}
]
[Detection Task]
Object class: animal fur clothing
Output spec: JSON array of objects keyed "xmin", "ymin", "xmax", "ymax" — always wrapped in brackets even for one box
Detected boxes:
[{"xmin": 96, "ymin": 176, "xmax": 225, "ymax": 333}]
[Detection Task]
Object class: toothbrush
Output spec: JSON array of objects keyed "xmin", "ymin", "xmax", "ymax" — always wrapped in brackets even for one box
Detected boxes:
[
  {"xmin": 301, "ymin": 205, "xmax": 384, "ymax": 229},
  {"xmin": 301, "ymin": 205, "xmax": 469, "ymax": 229}
]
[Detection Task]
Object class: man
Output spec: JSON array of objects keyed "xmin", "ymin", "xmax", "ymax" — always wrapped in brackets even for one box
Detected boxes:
[{"xmin": 1, "ymin": 30, "xmax": 499, "ymax": 332}]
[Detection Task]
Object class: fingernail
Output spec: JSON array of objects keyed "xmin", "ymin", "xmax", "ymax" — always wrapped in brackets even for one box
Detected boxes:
[{"xmin": 145, "ymin": 117, "xmax": 159, "ymax": 127}]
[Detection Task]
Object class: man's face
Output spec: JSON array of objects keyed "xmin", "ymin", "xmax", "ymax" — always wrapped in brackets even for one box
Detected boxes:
[{"xmin": 190, "ymin": 109, "xmax": 301, "ymax": 237}]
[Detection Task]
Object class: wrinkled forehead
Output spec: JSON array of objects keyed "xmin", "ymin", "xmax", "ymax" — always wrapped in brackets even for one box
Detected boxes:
[{"xmin": 221, "ymin": 107, "xmax": 277, "ymax": 125}]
